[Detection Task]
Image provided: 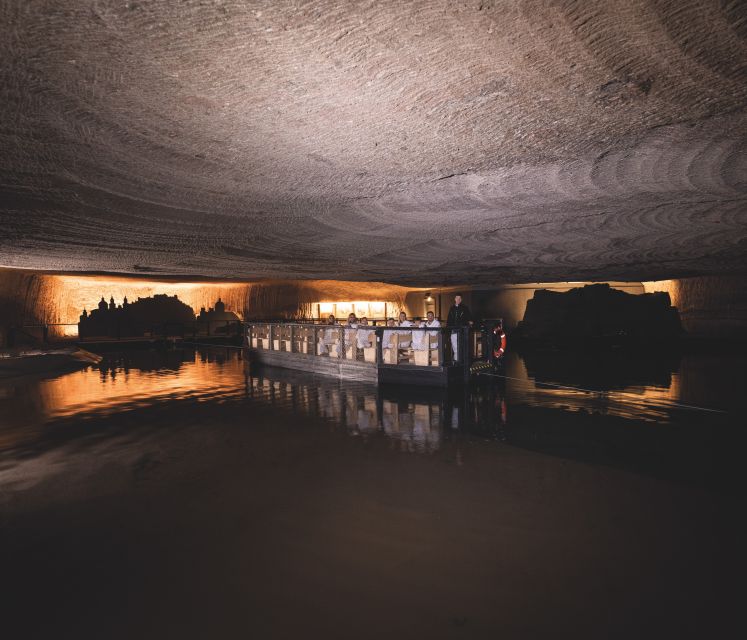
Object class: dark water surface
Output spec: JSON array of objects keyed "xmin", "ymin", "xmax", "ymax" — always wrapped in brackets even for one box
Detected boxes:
[{"xmin": 1, "ymin": 347, "xmax": 743, "ymax": 638}]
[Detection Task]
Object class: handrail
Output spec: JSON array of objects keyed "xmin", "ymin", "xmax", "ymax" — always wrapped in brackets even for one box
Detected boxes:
[
  {"xmin": 243, "ymin": 321, "xmax": 475, "ymax": 373},
  {"xmin": 243, "ymin": 321, "xmax": 469, "ymax": 330}
]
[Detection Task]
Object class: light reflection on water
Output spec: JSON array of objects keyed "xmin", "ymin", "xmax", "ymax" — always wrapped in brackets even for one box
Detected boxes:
[
  {"xmin": 247, "ymin": 375, "xmax": 446, "ymax": 454},
  {"xmin": 42, "ymin": 350, "xmax": 246, "ymax": 419},
  {"xmin": 505, "ymin": 355, "xmax": 683, "ymax": 422},
  {"xmin": 0, "ymin": 350, "xmax": 246, "ymax": 450},
  {"xmin": 505, "ymin": 349, "xmax": 740, "ymax": 421},
  {"xmin": 0, "ymin": 346, "xmax": 740, "ymax": 457}
]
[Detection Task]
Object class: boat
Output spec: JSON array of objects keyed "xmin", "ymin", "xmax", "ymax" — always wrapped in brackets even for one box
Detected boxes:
[
  {"xmin": 0, "ymin": 347, "xmax": 102, "ymax": 378},
  {"xmin": 244, "ymin": 322, "xmax": 473, "ymax": 387}
]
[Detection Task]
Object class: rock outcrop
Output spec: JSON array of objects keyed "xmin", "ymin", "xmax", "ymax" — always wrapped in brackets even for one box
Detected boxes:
[{"xmin": 516, "ymin": 284, "xmax": 681, "ymax": 343}]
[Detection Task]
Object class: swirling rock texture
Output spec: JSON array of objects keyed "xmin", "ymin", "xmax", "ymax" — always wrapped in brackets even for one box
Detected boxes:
[{"xmin": 1, "ymin": 0, "xmax": 745, "ymax": 285}]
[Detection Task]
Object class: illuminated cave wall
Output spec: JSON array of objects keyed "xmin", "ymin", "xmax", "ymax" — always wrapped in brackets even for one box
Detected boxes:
[
  {"xmin": 480, "ymin": 282, "xmax": 645, "ymax": 329},
  {"xmin": 403, "ymin": 282, "xmax": 646, "ymax": 329},
  {"xmin": 408, "ymin": 279, "xmax": 746, "ymax": 336},
  {"xmin": 644, "ymin": 276, "xmax": 747, "ymax": 338},
  {"xmin": 52, "ymin": 276, "xmax": 250, "ymax": 325},
  {"xmin": 0, "ymin": 269, "xmax": 60, "ymax": 338},
  {"xmin": 53, "ymin": 276, "xmax": 412, "ymax": 323},
  {"xmin": 243, "ymin": 280, "xmax": 411, "ymax": 320},
  {"xmin": 3, "ymin": 268, "xmax": 743, "ymax": 344},
  {"xmin": 0, "ymin": 269, "xmax": 414, "ymax": 343},
  {"xmin": 0, "ymin": 269, "xmax": 251, "ymax": 341}
]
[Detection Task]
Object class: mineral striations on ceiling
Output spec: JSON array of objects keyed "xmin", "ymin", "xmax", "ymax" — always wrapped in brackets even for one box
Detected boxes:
[{"xmin": 1, "ymin": 0, "xmax": 746, "ymax": 284}]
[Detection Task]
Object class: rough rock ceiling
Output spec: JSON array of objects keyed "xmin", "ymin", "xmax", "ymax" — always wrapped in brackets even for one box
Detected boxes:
[{"xmin": 1, "ymin": 0, "xmax": 746, "ymax": 285}]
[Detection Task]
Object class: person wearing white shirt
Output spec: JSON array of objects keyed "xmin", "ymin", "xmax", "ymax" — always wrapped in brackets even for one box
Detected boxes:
[
  {"xmin": 413, "ymin": 311, "xmax": 441, "ymax": 350},
  {"xmin": 344, "ymin": 312, "xmax": 358, "ymax": 344},
  {"xmin": 321, "ymin": 314, "xmax": 338, "ymax": 353},
  {"xmin": 397, "ymin": 311, "xmax": 413, "ymax": 348},
  {"xmin": 411, "ymin": 317, "xmax": 426, "ymax": 351},
  {"xmin": 356, "ymin": 317, "xmax": 372, "ymax": 349},
  {"xmin": 382, "ymin": 317, "xmax": 397, "ymax": 349}
]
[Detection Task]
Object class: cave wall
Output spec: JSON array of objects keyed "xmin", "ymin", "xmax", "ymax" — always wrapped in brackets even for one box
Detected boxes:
[
  {"xmin": 0, "ymin": 269, "xmax": 66, "ymax": 344},
  {"xmin": 473, "ymin": 282, "xmax": 646, "ymax": 329},
  {"xmin": 0, "ymin": 269, "xmax": 253, "ymax": 344},
  {"xmin": 644, "ymin": 276, "xmax": 747, "ymax": 338},
  {"xmin": 52, "ymin": 277, "xmax": 251, "ymax": 325},
  {"xmin": 0, "ymin": 269, "xmax": 414, "ymax": 344},
  {"xmin": 3, "ymin": 267, "xmax": 743, "ymax": 346},
  {"xmin": 244, "ymin": 280, "xmax": 411, "ymax": 320},
  {"xmin": 0, "ymin": 270, "xmax": 48, "ymax": 325},
  {"xmin": 474, "ymin": 278, "xmax": 747, "ymax": 337},
  {"xmin": 403, "ymin": 282, "xmax": 647, "ymax": 327}
]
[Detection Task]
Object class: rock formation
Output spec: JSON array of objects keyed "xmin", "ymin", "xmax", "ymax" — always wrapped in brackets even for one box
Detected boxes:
[{"xmin": 516, "ymin": 283, "xmax": 682, "ymax": 342}]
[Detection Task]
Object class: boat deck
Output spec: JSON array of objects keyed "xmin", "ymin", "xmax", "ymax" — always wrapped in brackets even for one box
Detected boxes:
[{"xmin": 245, "ymin": 322, "xmax": 473, "ymax": 387}]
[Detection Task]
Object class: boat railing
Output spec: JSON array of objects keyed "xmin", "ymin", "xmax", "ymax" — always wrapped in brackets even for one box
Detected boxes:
[{"xmin": 245, "ymin": 322, "xmax": 473, "ymax": 370}]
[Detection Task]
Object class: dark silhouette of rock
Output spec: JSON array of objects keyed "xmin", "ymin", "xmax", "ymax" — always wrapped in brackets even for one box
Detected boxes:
[
  {"xmin": 78, "ymin": 294, "xmax": 196, "ymax": 339},
  {"xmin": 196, "ymin": 297, "xmax": 240, "ymax": 334},
  {"xmin": 515, "ymin": 284, "xmax": 681, "ymax": 344},
  {"xmin": 78, "ymin": 294, "xmax": 242, "ymax": 340},
  {"xmin": 519, "ymin": 348, "xmax": 681, "ymax": 392}
]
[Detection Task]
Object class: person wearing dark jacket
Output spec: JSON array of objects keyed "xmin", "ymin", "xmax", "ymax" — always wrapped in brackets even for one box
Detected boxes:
[{"xmin": 446, "ymin": 294, "xmax": 472, "ymax": 362}]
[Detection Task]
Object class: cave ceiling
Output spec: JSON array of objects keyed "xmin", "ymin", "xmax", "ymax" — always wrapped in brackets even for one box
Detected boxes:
[{"xmin": 1, "ymin": 0, "xmax": 746, "ymax": 285}]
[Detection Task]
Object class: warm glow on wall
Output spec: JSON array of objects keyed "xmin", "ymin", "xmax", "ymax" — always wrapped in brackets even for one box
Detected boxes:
[
  {"xmin": 52, "ymin": 275, "xmax": 249, "ymax": 325},
  {"xmin": 367, "ymin": 302, "xmax": 386, "ymax": 317},
  {"xmin": 313, "ymin": 300, "xmax": 399, "ymax": 319},
  {"xmin": 642, "ymin": 280, "xmax": 678, "ymax": 307}
]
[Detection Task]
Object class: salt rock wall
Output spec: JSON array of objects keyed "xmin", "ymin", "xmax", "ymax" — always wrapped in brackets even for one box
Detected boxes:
[
  {"xmin": 0, "ymin": 269, "xmax": 65, "ymax": 345},
  {"xmin": 50, "ymin": 278, "xmax": 251, "ymax": 324},
  {"xmin": 471, "ymin": 282, "xmax": 646, "ymax": 329},
  {"xmin": 0, "ymin": 269, "xmax": 413, "ymax": 344},
  {"xmin": 244, "ymin": 280, "xmax": 410, "ymax": 319},
  {"xmin": 0, "ymin": 269, "xmax": 253, "ymax": 343},
  {"xmin": 644, "ymin": 276, "xmax": 747, "ymax": 338},
  {"xmin": 0, "ymin": 269, "xmax": 66, "ymax": 325}
]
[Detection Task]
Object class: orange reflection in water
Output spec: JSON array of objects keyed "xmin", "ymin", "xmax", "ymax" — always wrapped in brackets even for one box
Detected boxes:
[
  {"xmin": 37, "ymin": 353, "xmax": 246, "ymax": 420},
  {"xmin": 505, "ymin": 356, "xmax": 683, "ymax": 421},
  {"xmin": 0, "ymin": 351, "xmax": 247, "ymax": 451}
]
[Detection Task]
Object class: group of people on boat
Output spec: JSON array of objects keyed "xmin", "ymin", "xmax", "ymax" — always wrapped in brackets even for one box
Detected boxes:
[
  {"xmin": 321, "ymin": 310, "xmax": 442, "ymax": 353},
  {"xmin": 319, "ymin": 294, "xmax": 504, "ymax": 365}
]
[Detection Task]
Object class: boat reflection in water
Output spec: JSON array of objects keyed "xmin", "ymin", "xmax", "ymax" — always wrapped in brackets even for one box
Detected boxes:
[
  {"xmin": 248, "ymin": 370, "xmax": 458, "ymax": 454},
  {"xmin": 0, "ymin": 345, "xmax": 741, "ymax": 491}
]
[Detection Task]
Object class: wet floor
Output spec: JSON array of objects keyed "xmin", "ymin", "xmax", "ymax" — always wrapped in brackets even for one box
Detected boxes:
[{"xmin": 0, "ymin": 347, "xmax": 743, "ymax": 638}]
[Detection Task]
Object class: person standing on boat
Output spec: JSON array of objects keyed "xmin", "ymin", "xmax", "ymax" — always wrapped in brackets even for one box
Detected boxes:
[{"xmin": 447, "ymin": 294, "xmax": 472, "ymax": 363}]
